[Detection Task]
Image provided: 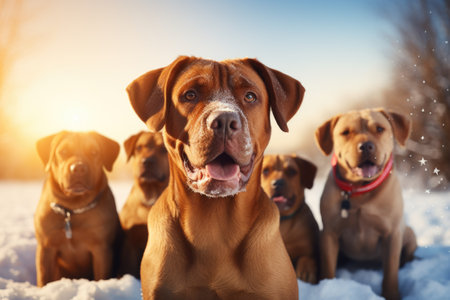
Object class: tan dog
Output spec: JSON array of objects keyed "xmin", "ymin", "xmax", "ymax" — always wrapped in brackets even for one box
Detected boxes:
[
  {"xmin": 127, "ymin": 56, "xmax": 305, "ymax": 299},
  {"xmin": 315, "ymin": 108, "xmax": 417, "ymax": 300},
  {"xmin": 119, "ymin": 131, "xmax": 169, "ymax": 276},
  {"xmin": 35, "ymin": 131, "xmax": 121, "ymax": 287},
  {"xmin": 261, "ymin": 154, "xmax": 319, "ymax": 283}
]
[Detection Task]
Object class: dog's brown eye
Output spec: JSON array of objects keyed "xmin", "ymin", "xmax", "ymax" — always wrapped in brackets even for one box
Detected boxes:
[
  {"xmin": 244, "ymin": 92, "xmax": 257, "ymax": 103},
  {"xmin": 376, "ymin": 126, "xmax": 385, "ymax": 133},
  {"xmin": 262, "ymin": 167, "xmax": 270, "ymax": 176},
  {"xmin": 59, "ymin": 149, "xmax": 68, "ymax": 157},
  {"xmin": 341, "ymin": 129, "xmax": 350, "ymax": 136},
  {"xmin": 135, "ymin": 145, "xmax": 143, "ymax": 152},
  {"xmin": 184, "ymin": 90, "xmax": 197, "ymax": 101},
  {"xmin": 286, "ymin": 167, "xmax": 298, "ymax": 177}
]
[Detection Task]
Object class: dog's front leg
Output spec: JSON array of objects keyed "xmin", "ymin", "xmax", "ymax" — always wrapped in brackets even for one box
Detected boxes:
[
  {"xmin": 91, "ymin": 246, "xmax": 113, "ymax": 280},
  {"xmin": 319, "ymin": 229, "xmax": 339, "ymax": 279},
  {"xmin": 381, "ymin": 230, "xmax": 402, "ymax": 300},
  {"xmin": 36, "ymin": 245, "xmax": 59, "ymax": 287}
]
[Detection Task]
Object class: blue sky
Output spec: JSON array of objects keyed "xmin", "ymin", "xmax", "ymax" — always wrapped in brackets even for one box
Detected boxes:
[{"xmin": 9, "ymin": 0, "xmax": 395, "ymax": 154}]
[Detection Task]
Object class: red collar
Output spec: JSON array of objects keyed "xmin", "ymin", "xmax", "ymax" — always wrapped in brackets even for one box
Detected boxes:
[{"xmin": 331, "ymin": 153, "xmax": 393, "ymax": 197}]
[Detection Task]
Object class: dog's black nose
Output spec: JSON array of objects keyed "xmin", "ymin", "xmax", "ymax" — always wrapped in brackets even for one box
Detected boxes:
[
  {"xmin": 271, "ymin": 178, "xmax": 285, "ymax": 190},
  {"xmin": 70, "ymin": 161, "xmax": 88, "ymax": 175},
  {"xmin": 142, "ymin": 156, "xmax": 156, "ymax": 167},
  {"xmin": 358, "ymin": 141, "xmax": 375, "ymax": 154},
  {"xmin": 208, "ymin": 111, "xmax": 242, "ymax": 138}
]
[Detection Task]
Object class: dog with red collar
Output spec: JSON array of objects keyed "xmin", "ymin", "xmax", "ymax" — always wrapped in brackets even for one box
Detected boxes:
[{"xmin": 315, "ymin": 108, "xmax": 417, "ymax": 300}]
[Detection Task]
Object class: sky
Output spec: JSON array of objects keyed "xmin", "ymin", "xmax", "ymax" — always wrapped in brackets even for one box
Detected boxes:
[{"xmin": 6, "ymin": 0, "xmax": 394, "ymax": 155}]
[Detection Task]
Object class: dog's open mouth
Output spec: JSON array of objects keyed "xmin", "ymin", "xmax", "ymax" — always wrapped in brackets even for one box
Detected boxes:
[
  {"xmin": 352, "ymin": 160, "xmax": 381, "ymax": 179},
  {"xmin": 182, "ymin": 151, "xmax": 255, "ymax": 197},
  {"xmin": 271, "ymin": 194, "xmax": 296, "ymax": 212}
]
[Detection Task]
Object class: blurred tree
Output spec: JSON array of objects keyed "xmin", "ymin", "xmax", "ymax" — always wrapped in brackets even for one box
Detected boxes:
[
  {"xmin": 382, "ymin": 0, "xmax": 449, "ymax": 190},
  {"xmin": 0, "ymin": 0, "xmax": 23, "ymax": 178},
  {"xmin": 0, "ymin": 0, "xmax": 47, "ymax": 179},
  {"xmin": 0, "ymin": 0, "xmax": 22, "ymax": 99}
]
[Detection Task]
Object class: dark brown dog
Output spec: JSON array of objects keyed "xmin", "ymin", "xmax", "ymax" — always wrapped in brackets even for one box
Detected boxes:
[
  {"xmin": 119, "ymin": 131, "xmax": 169, "ymax": 276},
  {"xmin": 35, "ymin": 131, "xmax": 121, "ymax": 287},
  {"xmin": 261, "ymin": 154, "xmax": 319, "ymax": 283},
  {"xmin": 315, "ymin": 108, "xmax": 417, "ymax": 300},
  {"xmin": 127, "ymin": 56, "xmax": 305, "ymax": 299}
]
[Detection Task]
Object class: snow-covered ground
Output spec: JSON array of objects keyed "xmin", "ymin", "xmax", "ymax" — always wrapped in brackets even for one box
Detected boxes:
[{"xmin": 0, "ymin": 180, "xmax": 449, "ymax": 300}]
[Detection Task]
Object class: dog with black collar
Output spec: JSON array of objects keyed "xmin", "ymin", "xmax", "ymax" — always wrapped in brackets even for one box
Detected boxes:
[
  {"xmin": 35, "ymin": 131, "xmax": 121, "ymax": 286},
  {"xmin": 261, "ymin": 154, "xmax": 319, "ymax": 283}
]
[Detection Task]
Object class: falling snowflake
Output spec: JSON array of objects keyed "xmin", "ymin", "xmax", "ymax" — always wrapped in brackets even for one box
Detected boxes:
[
  {"xmin": 419, "ymin": 157, "xmax": 427, "ymax": 166},
  {"xmin": 434, "ymin": 168, "xmax": 440, "ymax": 175},
  {"xmin": 425, "ymin": 189, "xmax": 431, "ymax": 194},
  {"xmin": 421, "ymin": 136, "xmax": 425, "ymax": 141}
]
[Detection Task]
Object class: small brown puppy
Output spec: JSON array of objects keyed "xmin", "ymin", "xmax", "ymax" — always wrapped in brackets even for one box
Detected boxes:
[
  {"xmin": 261, "ymin": 154, "xmax": 319, "ymax": 283},
  {"xmin": 315, "ymin": 108, "xmax": 417, "ymax": 300},
  {"xmin": 35, "ymin": 131, "xmax": 121, "ymax": 287},
  {"xmin": 127, "ymin": 56, "xmax": 304, "ymax": 299},
  {"xmin": 119, "ymin": 131, "xmax": 169, "ymax": 276}
]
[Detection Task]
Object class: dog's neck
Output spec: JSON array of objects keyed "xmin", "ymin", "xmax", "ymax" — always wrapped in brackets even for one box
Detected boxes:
[
  {"xmin": 166, "ymin": 160, "xmax": 264, "ymax": 249},
  {"xmin": 135, "ymin": 180, "xmax": 166, "ymax": 207},
  {"xmin": 331, "ymin": 153, "xmax": 394, "ymax": 196}
]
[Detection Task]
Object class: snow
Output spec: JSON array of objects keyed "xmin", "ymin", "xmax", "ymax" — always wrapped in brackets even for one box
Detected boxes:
[{"xmin": 0, "ymin": 180, "xmax": 449, "ymax": 300}]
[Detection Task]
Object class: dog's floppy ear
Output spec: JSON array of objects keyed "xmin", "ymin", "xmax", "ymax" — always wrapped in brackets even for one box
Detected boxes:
[
  {"xmin": 124, "ymin": 131, "xmax": 144, "ymax": 162},
  {"xmin": 91, "ymin": 132, "xmax": 120, "ymax": 172},
  {"xmin": 244, "ymin": 58, "xmax": 305, "ymax": 132},
  {"xmin": 315, "ymin": 115, "xmax": 340, "ymax": 156},
  {"xmin": 379, "ymin": 109, "xmax": 412, "ymax": 146},
  {"xmin": 36, "ymin": 131, "xmax": 68, "ymax": 172},
  {"xmin": 126, "ymin": 56, "xmax": 194, "ymax": 132},
  {"xmin": 36, "ymin": 133, "xmax": 58, "ymax": 171},
  {"xmin": 292, "ymin": 155, "xmax": 317, "ymax": 189}
]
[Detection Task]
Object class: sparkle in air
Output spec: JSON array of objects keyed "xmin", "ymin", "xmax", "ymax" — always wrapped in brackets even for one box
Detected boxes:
[{"xmin": 419, "ymin": 157, "xmax": 427, "ymax": 166}]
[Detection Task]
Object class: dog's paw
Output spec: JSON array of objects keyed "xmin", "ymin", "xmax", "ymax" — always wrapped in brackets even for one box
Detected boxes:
[{"xmin": 296, "ymin": 256, "xmax": 318, "ymax": 284}]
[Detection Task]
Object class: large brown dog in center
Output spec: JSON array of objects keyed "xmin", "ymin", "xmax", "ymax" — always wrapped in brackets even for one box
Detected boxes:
[
  {"xmin": 315, "ymin": 108, "xmax": 417, "ymax": 300},
  {"xmin": 35, "ymin": 131, "xmax": 121, "ymax": 287},
  {"xmin": 127, "ymin": 56, "xmax": 304, "ymax": 299}
]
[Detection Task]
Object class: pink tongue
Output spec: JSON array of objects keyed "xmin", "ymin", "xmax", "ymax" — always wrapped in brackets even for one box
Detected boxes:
[
  {"xmin": 272, "ymin": 196, "xmax": 288, "ymax": 203},
  {"xmin": 206, "ymin": 162, "xmax": 240, "ymax": 181},
  {"xmin": 361, "ymin": 165, "xmax": 378, "ymax": 178}
]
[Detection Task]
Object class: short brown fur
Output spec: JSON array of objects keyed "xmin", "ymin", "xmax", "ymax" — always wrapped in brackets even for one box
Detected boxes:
[
  {"xmin": 261, "ymin": 154, "xmax": 319, "ymax": 283},
  {"xmin": 34, "ymin": 131, "xmax": 121, "ymax": 286},
  {"xmin": 119, "ymin": 131, "xmax": 169, "ymax": 277},
  {"xmin": 315, "ymin": 108, "xmax": 417, "ymax": 300},
  {"xmin": 127, "ymin": 56, "xmax": 305, "ymax": 300}
]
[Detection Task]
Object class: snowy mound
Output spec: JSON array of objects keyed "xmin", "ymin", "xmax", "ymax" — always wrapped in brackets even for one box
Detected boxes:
[{"xmin": 0, "ymin": 181, "xmax": 449, "ymax": 300}]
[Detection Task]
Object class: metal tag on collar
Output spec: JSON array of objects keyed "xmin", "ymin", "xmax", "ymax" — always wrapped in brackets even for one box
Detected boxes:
[
  {"xmin": 340, "ymin": 191, "xmax": 351, "ymax": 219},
  {"xmin": 64, "ymin": 212, "xmax": 73, "ymax": 239}
]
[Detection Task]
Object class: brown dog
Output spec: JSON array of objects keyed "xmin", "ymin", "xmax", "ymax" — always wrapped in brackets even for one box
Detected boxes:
[
  {"xmin": 261, "ymin": 154, "xmax": 319, "ymax": 283},
  {"xmin": 119, "ymin": 131, "xmax": 169, "ymax": 276},
  {"xmin": 127, "ymin": 56, "xmax": 305, "ymax": 299},
  {"xmin": 315, "ymin": 108, "xmax": 417, "ymax": 300},
  {"xmin": 35, "ymin": 131, "xmax": 121, "ymax": 287}
]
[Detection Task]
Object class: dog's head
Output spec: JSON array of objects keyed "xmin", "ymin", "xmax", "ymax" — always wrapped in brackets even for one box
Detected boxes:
[
  {"xmin": 36, "ymin": 131, "xmax": 120, "ymax": 197},
  {"xmin": 315, "ymin": 108, "xmax": 411, "ymax": 182},
  {"xmin": 127, "ymin": 56, "xmax": 304, "ymax": 197},
  {"xmin": 261, "ymin": 154, "xmax": 316, "ymax": 216},
  {"xmin": 124, "ymin": 131, "xmax": 169, "ymax": 186}
]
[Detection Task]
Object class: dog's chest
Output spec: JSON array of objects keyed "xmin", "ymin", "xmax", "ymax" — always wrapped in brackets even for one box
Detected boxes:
[{"xmin": 339, "ymin": 205, "xmax": 388, "ymax": 260}]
